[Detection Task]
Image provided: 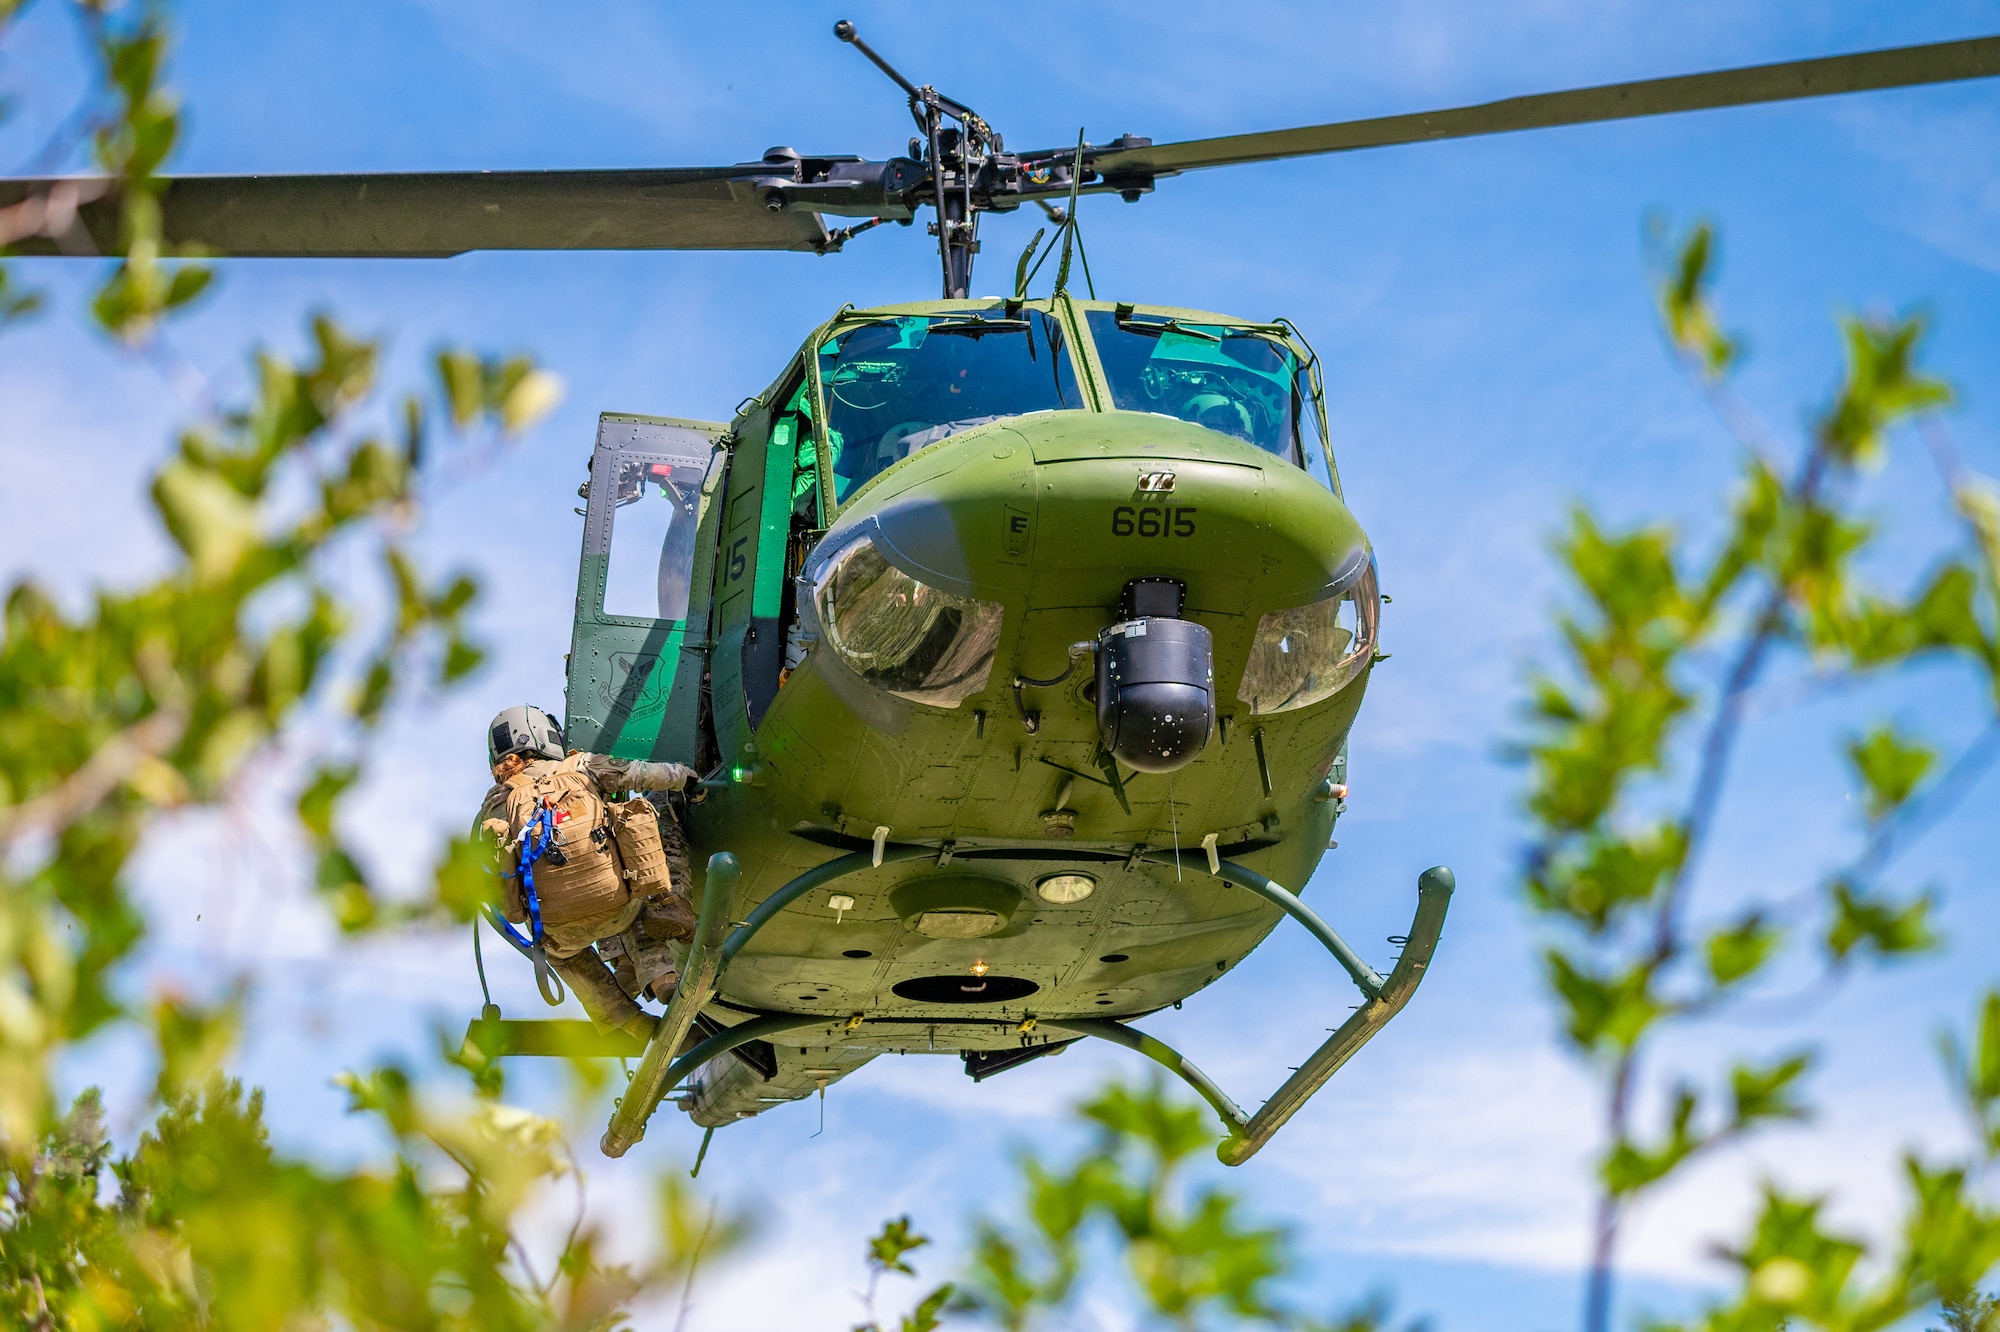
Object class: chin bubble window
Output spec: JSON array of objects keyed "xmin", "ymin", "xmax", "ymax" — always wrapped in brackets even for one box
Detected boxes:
[
  {"xmin": 812, "ymin": 537, "xmax": 1002, "ymax": 707},
  {"xmin": 1236, "ymin": 559, "xmax": 1379, "ymax": 715}
]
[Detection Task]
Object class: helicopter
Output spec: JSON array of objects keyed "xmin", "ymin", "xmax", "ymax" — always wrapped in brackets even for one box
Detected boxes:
[{"xmin": 8, "ymin": 23, "xmax": 1997, "ymax": 1166}]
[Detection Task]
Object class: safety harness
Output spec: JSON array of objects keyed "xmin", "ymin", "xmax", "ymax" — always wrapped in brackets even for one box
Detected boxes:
[{"xmin": 482, "ymin": 802, "xmax": 566, "ymax": 1005}]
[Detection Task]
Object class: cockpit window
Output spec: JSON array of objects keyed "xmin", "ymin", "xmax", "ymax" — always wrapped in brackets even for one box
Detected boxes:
[
  {"xmin": 1086, "ymin": 311, "xmax": 1316, "ymax": 467},
  {"xmin": 818, "ymin": 310, "xmax": 1082, "ymax": 502}
]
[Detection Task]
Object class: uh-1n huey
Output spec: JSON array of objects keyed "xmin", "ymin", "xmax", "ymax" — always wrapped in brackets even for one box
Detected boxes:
[{"xmin": 10, "ymin": 22, "xmax": 1997, "ymax": 1164}]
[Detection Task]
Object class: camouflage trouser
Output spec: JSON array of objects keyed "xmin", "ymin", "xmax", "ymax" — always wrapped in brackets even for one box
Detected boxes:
[
  {"xmin": 543, "ymin": 895, "xmax": 647, "ymax": 1032},
  {"xmin": 602, "ymin": 896, "xmax": 695, "ymax": 1001},
  {"xmin": 547, "ymin": 950, "xmax": 643, "ymax": 1032},
  {"xmin": 545, "ymin": 892, "xmax": 695, "ymax": 1032}
]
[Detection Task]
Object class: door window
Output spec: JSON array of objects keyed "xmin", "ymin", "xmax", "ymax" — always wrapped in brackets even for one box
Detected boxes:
[{"xmin": 604, "ymin": 458, "xmax": 702, "ymax": 622}]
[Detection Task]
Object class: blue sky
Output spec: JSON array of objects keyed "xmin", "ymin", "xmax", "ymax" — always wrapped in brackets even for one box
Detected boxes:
[{"xmin": 5, "ymin": 2, "xmax": 2000, "ymax": 1328}]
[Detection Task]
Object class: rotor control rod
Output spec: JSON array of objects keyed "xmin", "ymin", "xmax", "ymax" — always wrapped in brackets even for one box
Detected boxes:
[{"xmin": 834, "ymin": 20, "xmax": 922, "ymax": 102}]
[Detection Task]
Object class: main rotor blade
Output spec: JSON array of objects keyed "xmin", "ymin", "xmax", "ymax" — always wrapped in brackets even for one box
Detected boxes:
[
  {"xmin": 1090, "ymin": 33, "xmax": 2000, "ymax": 178},
  {"xmin": 0, "ymin": 167, "xmax": 831, "ymax": 257}
]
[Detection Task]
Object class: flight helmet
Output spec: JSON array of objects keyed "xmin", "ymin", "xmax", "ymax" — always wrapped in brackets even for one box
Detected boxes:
[{"xmin": 487, "ymin": 705, "xmax": 565, "ymax": 767}]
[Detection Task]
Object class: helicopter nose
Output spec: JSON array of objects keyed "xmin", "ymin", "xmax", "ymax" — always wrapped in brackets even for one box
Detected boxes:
[
  {"xmin": 829, "ymin": 410, "xmax": 1366, "ymax": 616},
  {"xmin": 1010, "ymin": 410, "xmax": 1368, "ymax": 616},
  {"xmin": 809, "ymin": 410, "xmax": 1370, "ymax": 740}
]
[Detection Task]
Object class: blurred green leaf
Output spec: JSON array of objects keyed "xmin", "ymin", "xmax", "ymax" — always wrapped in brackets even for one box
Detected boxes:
[
  {"xmin": 1529, "ymin": 824, "xmax": 1686, "ymax": 933},
  {"xmin": 1660, "ymin": 221, "xmax": 1738, "ymax": 378},
  {"xmin": 1545, "ymin": 950, "xmax": 1661, "ymax": 1055},
  {"xmin": 900, "ymin": 1282, "xmax": 955, "ymax": 1332},
  {"xmin": 1846, "ymin": 726, "xmax": 1936, "ymax": 822},
  {"xmin": 436, "ymin": 349, "xmax": 486, "ymax": 427},
  {"xmin": 501, "ymin": 365, "xmax": 564, "ymax": 432},
  {"xmin": 296, "ymin": 762, "xmax": 359, "ymax": 840},
  {"xmin": 150, "ymin": 988, "xmax": 243, "ymax": 1102},
  {"xmin": 1603, "ymin": 1085, "xmax": 1706, "ymax": 1197},
  {"xmin": 436, "ymin": 349, "xmax": 564, "ymax": 433},
  {"xmin": 434, "ymin": 831, "xmax": 500, "ymax": 923},
  {"xmin": 1826, "ymin": 880, "xmax": 1937, "ymax": 962},
  {"xmin": 1083, "ymin": 1080, "xmax": 1214, "ymax": 1166},
  {"xmin": 150, "ymin": 456, "xmax": 259, "ymax": 583},
  {"xmin": 1941, "ymin": 990, "xmax": 2000, "ymax": 1158},
  {"xmin": 0, "ymin": 265, "xmax": 41, "ymax": 330},
  {"xmin": 1819, "ymin": 314, "xmax": 1951, "ymax": 465},
  {"xmin": 1729, "ymin": 1053, "xmax": 1812, "ymax": 1130},
  {"xmin": 1705, "ymin": 913, "xmax": 1782, "ymax": 989},
  {"xmin": 869, "ymin": 1215, "xmax": 931, "ymax": 1277}
]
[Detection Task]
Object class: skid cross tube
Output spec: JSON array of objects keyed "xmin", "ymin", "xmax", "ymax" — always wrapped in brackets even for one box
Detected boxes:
[
  {"xmin": 603, "ymin": 843, "xmax": 928, "ymax": 1156},
  {"xmin": 1144, "ymin": 853, "xmax": 1384, "ymax": 999},
  {"xmin": 719, "ymin": 842, "xmax": 933, "ymax": 963},
  {"xmin": 1048, "ymin": 1018, "xmax": 1250, "ymax": 1132},
  {"xmin": 1065, "ymin": 865, "xmax": 1454, "ymax": 1165}
]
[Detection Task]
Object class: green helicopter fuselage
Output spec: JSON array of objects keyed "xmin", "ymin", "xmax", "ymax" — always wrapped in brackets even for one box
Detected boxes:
[{"xmin": 560, "ymin": 293, "xmax": 1380, "ymax": 1123}]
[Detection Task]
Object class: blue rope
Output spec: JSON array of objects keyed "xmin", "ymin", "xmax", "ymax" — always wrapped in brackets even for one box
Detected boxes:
[{"xmin": 494, "ymin": 804, "xmax": 555, "ymax": 950}]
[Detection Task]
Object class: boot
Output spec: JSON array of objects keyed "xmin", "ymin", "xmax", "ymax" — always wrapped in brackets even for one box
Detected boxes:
[{"xmin": 547, "ymin": 949, "xmax": 644, "ymax": 1034}]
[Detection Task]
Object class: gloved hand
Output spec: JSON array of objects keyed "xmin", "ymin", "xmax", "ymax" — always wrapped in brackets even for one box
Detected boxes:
[{"xmin": 634, "ymin": 760, "xmax": 698, "ymax": 791}]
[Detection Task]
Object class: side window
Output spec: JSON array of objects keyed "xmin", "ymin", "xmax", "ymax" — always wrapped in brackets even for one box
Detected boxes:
[
  {"xmin": 771, "ymin": 378, "xmax": 821, "ymax": 525},
  {"xmin": 604, "ymin": 458, "xmax": 702, "ymax": 621},
  {"xmin": 1296, "ymin": 365, "xmax": 1337, "ymax": 493}
]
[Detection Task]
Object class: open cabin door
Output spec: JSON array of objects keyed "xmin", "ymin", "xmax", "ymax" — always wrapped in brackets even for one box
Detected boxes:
[{"xmin": 564, "ymin": 413, "xmax": 730, "ymax": 762}]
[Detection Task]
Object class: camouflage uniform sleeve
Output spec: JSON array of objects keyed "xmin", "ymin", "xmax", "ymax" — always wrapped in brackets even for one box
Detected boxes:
[
  {"xmin": 471, "ymin": 783, "xmax": 510, "ymax": 839},
  {"xmin": 578, "ymin": 754, "xmax": 698, "ymax": 794}
]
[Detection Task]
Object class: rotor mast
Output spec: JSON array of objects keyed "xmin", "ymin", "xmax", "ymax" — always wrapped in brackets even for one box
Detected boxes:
[{"xmin": 836, "ymin": 20, "xmax": 994, "ymax": 298}]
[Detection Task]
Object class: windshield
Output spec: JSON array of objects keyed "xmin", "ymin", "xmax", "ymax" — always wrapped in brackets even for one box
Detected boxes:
[
  {"xmin": 818, "ymin": 311, "xmax": 1082, "ymax": 502},
  {"xmin": 1086, "ymin": 311, "xmax": 1317, "ymax": 467}
]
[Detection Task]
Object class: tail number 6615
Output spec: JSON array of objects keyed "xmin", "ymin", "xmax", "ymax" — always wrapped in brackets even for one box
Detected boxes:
[{"xmin": 1111, "ymin": 506, "xmax": 1196, "ymax": 537}]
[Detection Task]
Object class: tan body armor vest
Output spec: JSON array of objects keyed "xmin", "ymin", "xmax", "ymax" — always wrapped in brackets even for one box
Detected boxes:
[{"xmin": 500, "ymin": 755, "xmax": 676, "ymax": 931}]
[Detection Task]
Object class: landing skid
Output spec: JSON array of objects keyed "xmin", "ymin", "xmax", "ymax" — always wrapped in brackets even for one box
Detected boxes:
[
  {"xmin": 470, "ymin": 848, "xmax": 1453, "ymax": 1166},
  {"xmin": 1051, "ymin": 863, "xmax": 1452, "ymax": 1163}
]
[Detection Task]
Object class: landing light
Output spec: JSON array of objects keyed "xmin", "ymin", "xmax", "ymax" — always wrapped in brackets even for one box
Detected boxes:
[
  {"xmin": 1238, "ymin": 559, "xmax": 1380, "ymax": 715},
  {"xmin": 1036, "ymin": 873, "xmax": 1096, "ymax": 904},
  {"xmin": 970, "ymin": 960, "xmax": 990, "ymax": 977},
  {"xmin": 812, "ymin": 536, "xmax": 1002, "ymax": 707}
]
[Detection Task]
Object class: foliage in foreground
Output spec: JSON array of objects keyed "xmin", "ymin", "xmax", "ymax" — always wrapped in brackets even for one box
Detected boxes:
[
  {"xmin": 0, "ymin": 5, "xmax": 716, "ymax": 1327},
  {"xmin": 848, "ymin": 1081, "xmax": 1420, "ymax": 1332},
  {"xmin": 2, "ymin": 4, "xmax": 1996, "ymax": 1330},
  {"xmin": 1520, "ymin": 220, "xmax": 2000, "ymax": 1331}
]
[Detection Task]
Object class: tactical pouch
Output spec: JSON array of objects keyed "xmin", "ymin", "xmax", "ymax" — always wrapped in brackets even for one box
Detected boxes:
[
  {"xmin": 532, "ymin": 816, "xmax": 628, "ymax": 926},
  {"xmin": 608, "ymin": 797, "xmax": 672, "ymax": 896},
  {"xmin": 497, "ymin": 847, "xmax": 527, "ymax": 923}
]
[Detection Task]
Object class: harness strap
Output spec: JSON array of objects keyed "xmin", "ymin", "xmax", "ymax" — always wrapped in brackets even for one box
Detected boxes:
[{"xmin": 487, "ymin": 803, "xmax": 564, "ymax": 1006}]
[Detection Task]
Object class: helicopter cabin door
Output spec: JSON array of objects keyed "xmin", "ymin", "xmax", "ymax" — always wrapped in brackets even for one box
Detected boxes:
[
  {"xmin": 707, "ymin": 360, "xmax": 823, "ymax": 751},
  {"xmin": 564, "ymin": 413, "xmax": 730, "ymax": 763}
]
